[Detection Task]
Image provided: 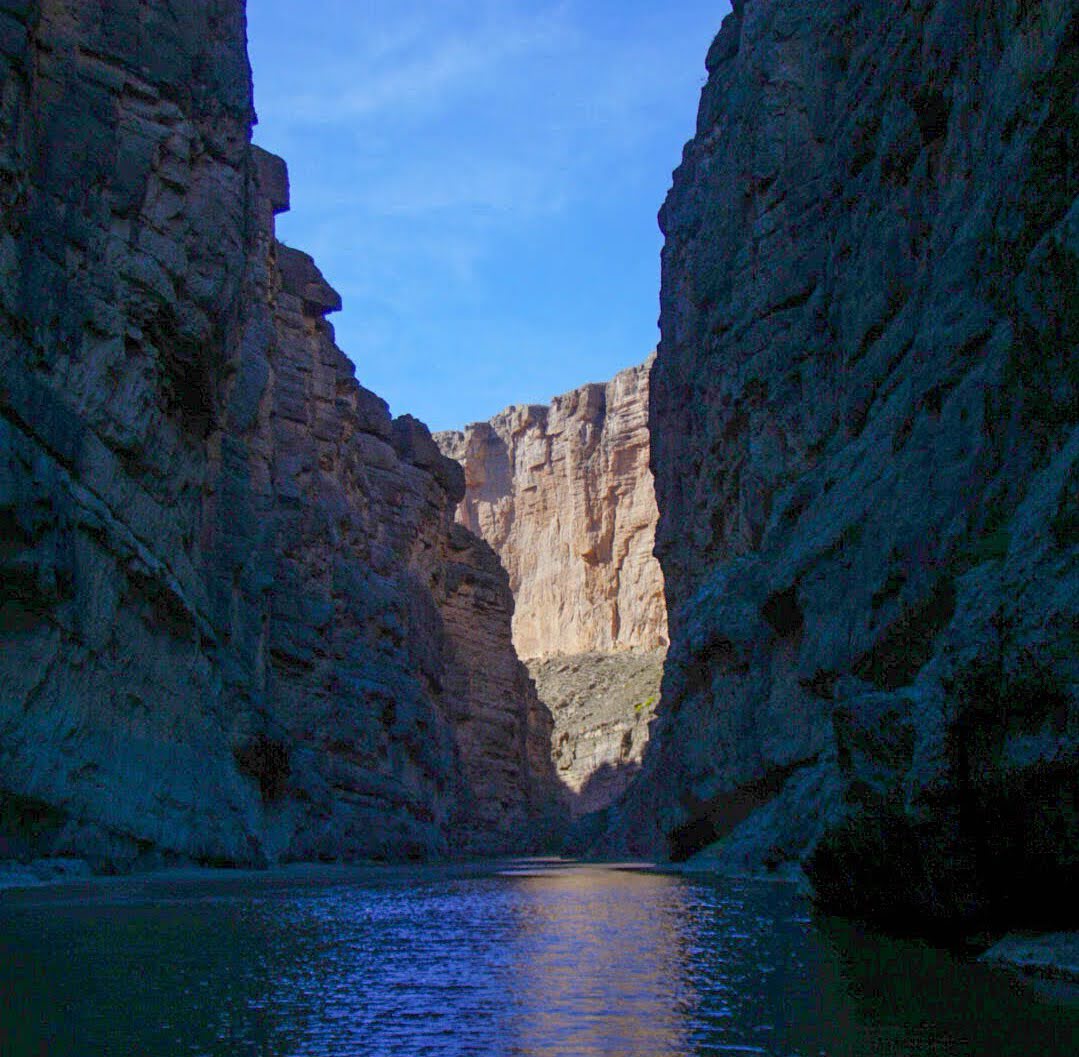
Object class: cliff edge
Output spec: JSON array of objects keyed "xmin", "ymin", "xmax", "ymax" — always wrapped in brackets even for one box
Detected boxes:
[
  {"xmin": 609, "ymin": 0, "xmax": 1077, "ymax": 934},
  {"xmin": 0, "ymin": 0, "xmax": 556, "ymax": 868}
]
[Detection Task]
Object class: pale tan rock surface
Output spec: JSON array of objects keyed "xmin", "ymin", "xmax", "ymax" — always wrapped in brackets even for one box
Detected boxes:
[{"xmin": 436, "ymin": 358, "xmax": 668, "ymax": 661}]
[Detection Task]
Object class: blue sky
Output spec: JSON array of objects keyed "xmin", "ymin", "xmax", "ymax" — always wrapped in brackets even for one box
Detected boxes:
[{"xmin": 247, "ymin": 2, "xmax": 730, "ymax": 431}]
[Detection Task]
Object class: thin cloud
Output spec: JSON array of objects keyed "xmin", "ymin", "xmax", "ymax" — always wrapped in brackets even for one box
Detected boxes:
[
  {"xmin": 364, "ymin": 157, "xmax": 568, "ymax": 218},
  {"xmin": 258, "ymin": 3, "xmax": 575, "ymax": 126},
  {"xmin": 248, "ymin": 0, "xmax": 728, "ymax": 429}
]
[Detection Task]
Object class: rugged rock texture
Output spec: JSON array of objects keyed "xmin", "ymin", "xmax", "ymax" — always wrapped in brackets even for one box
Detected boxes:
[
  {"xmin": 980, "ymin": 933, "xmax": 1079, "ymax": 983},
  {"xmin": 436, "ymin": 360, "xmax": 668, "ymax": 819},
  {"xmin": 435, "ymin": 358, "xmax": 668, "ymax": 660},
  {"xmin": 609, "ymin": 0, "xmax": 1077, "ymax": 934},
  {"xmin": 0, "ymin": 0, "xmax": 555, "ymax": 868},
  {"xmin": 437, "ymin": 524, "xmax": 561, "ymax": 854},
  {"xmin": 527, "ymin": 650, "xmax": 664, "ymax": 817}
]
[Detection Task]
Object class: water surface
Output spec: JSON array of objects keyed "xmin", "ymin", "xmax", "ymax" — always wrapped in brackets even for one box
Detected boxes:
[{"xmin": 0, "ymin": 861, "xmax": 1074, "ymax": 1056}]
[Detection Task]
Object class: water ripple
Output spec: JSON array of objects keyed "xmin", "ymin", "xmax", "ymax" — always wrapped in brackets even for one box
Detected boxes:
[{"xmin": 0, "ymin": 863, "xmax": 1075, "ymax": 1056}]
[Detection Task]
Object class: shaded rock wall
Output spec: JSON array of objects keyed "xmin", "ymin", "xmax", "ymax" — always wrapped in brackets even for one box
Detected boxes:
[
  {"xmin": 528, "ymin": 649, "xmax": 664, "ymax": 818},
  {"xmin": 610, "ymin": 0, "xmax": 1077, "ymax": 933},
  {"xmin": 0, "ymin": 0, "xmax": 555, "ymax": 867},
  {"xmin": 436, "ymin": 357, "xmax": 668, "ymax": 660}
]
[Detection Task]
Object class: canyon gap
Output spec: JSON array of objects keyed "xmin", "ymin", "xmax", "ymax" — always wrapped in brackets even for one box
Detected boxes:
[{"xmin": 436, "ymin": 357, "xmax": 668, "ymax": 818}]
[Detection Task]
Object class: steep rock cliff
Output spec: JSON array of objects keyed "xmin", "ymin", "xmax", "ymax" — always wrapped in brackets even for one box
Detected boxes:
[
  {"xmin": 0, "ymin": 0, "xmax": 555, "ymax": 868},
  {"xmin": 435, "ymin": 357, "xmax": 667, "ymax": 660},
  {"xmin": 436, "ymin": 360, "xmax": 667, "ymax": 816},
  {"xmin": 611, "ymin": 0, "xmax": 1077, "ymax": 933}
]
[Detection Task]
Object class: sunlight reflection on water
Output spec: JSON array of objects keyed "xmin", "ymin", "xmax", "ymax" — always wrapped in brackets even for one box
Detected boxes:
[
  {"xmin": 505, "ymin": 867, "xmax": 694, "ymax": 1056},
  {"xmin": 0, "ymin": 861, "xmax": 1075, "ymax": 1056}
]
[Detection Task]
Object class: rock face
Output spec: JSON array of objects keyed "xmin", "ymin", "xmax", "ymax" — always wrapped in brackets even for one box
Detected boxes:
[
  {"xmin": 435, "ymin": 358, "xmax": 668, "ymax": 660},
  {"xmin": 528, "ymin": 650, "xmax": 664, "ymax": 818},
  {"xmin": 979, "ymin": 933, "xmax": 1079, "ymax": 983},
  {"xmin": 610, "ymin": 0, "xmax": 1077, "ymax": 934},
  {"xmin": 436, "ymin": 361, "xmax": 669, "ymax": 818},
  {"xmin": 0, "ymin": 0, "xmax": 555, "ymax": 868}
]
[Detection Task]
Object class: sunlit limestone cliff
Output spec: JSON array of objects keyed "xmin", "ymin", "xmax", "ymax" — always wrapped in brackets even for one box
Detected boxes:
[
  {"xmin": 0, "ymin": 0, "xmax": 556, "ymax": 868},
  {"xmin": 437, "ymin": 359, "xmax": 668, "ymax": 817},
  {"xmin": 607, "ymin": 0, "xmax": 1077, "ymax": 934}
]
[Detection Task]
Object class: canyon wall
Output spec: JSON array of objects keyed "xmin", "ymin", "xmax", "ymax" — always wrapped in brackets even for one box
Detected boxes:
[
  {"xmin": 610, "ymin": 0, "xmax": 1077, "ymax": 933},
  {"xmin": 435, "ymin": 357, "xmax": 667, "ymax": 660},
  {"xmin": 0, "ymin": 0, "xmax": 556, "ymax": 868},
  {"xmin": 529, "ymin": 649, "xmax": 664, "ymax": 820},
  {"xmin": 436, "ymin": 361, "xmax": 667, "ymax": 814}
]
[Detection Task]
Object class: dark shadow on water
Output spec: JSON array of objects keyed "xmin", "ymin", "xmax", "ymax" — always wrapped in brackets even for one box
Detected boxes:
[{"xmin": 811, "ymin": 914, "xmax": 1079, "ymax": 1053}]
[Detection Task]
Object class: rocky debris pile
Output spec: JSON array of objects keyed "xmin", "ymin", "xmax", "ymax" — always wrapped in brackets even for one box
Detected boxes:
[{"xmin": 527, "ymin": 650, "xmax": 665, "ymax": 817}]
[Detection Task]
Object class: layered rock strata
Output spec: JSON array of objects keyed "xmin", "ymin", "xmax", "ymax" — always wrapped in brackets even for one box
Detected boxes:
[
  {"xmin": 0, "ymin": 0, "xmax": 555, "ymax": 868},
  {"xmin": 610, "ymin": 0, "xmax": 1077, "ymax": 934},
  {"xmin": 435, "ymin": 358, "xmax": 668, "ymax": 660},
  {"xmin": 436, "ymin": 361, "xmax": 669, "ymax": 817}
]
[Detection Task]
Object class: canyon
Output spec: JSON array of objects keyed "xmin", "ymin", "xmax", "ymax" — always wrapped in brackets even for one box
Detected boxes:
[
  {"xmin": 606, "ymin": 0, "xmax": 1077, "ymax": 934},
  {"xmin": 0, "ymin": 0, "xmax": 556, "ymax": 869},
  {"xmin": 436, "ymin": 361, "xmax": 668, "ymax": 816},
  {"xmin": 0, "ymin": 0, "xmax": 1074, "ymax": 957}
]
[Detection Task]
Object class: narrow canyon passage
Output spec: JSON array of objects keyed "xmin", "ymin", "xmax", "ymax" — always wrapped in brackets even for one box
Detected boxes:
[
  {"xmin": 2, "ymin": 0, "xmax": 1070, "ymax": 1022},
  {"xmin": 435, "ymin": 356, "xmax": 670, "ymax": 822}
]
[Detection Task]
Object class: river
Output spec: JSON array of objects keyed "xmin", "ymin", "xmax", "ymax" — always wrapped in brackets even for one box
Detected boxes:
[{"xmin": 0, "ymin": 861, "xmax": 1074, "ymax": 1055}]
